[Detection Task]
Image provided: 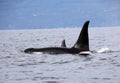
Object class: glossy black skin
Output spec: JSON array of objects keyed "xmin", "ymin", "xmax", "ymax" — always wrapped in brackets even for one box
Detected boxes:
[
  {"xmin": 24, "ymin": 47, "xmax": 88, "ymax": 54},
  {"xmin": 24, "ymin": 21, "xmax": 90, "ymax": 55}
]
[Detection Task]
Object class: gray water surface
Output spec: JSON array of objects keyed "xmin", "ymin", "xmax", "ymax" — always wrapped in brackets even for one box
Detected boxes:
[{"xmin": 0, "ymin": 27, "xmax": 120, "ymax": 83}]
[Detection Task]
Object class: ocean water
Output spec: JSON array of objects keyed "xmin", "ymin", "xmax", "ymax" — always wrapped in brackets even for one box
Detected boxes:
[{"xmin": 0, "ymin": 27, "xmax": 120, "ymax": 83}]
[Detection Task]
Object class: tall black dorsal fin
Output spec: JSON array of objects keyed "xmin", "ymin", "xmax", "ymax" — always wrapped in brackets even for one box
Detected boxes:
[
  {"xmin": 73, "ymin": 21, "xmax": 90, "ymax": 51},
  {"xmin": 61, "ymin": 39, "xmax": 67, "ymax": 48}
]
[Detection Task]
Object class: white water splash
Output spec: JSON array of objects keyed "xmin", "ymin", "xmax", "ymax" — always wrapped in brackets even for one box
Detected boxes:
[{"xmin": 97, "ymin": 47, "xmax": 111, "ymax": 53}]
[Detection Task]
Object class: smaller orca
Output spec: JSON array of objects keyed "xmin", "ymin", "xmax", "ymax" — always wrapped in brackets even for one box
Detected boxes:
[
  {"xmin": 61, "ymin": 39, "xmax": 66, "ymax": 48},
  {"xmin": 24, "ymin": 21, "xmax": 91, "ymax": 55}
]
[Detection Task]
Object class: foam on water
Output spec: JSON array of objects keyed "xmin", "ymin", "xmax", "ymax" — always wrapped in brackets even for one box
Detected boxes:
[{"xmin": 97, "ymin": 47, "xmax": 111, "ymax": 53}]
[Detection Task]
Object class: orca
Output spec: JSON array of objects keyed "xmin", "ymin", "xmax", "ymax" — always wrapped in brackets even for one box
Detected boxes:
[
  {"xmin": 24, "ymin": 21, "xmax": 91, "ymax": 55},
  {"xmin": 61, "ymin": 39, "xmax": 66, "ymax": 48}
]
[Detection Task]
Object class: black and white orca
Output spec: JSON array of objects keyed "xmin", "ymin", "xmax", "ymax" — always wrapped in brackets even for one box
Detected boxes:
[{"xmin": 24, "ymin": 21, "xmax": 91, "ymax": 55}]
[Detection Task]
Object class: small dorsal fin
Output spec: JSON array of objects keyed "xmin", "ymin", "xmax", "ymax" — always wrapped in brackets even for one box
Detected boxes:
[
  {"xmin": 73, "ymin": 21, "xmax": 90, "ymax": 51},
  {"xmin": 61, "ymin": 39, "xmax": 67, "ymax": 48}
]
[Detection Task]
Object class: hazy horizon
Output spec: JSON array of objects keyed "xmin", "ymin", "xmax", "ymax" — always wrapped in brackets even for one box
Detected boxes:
[{"xmin": 0, "ymin": 0, "xmax": 120, "ymax": 30}]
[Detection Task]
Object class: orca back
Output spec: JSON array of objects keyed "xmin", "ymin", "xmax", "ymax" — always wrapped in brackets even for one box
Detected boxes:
[
  {"xmin": 73, "ymin": 21, "xmax": 90, "ymax": 51},
  {"xmin": 61, "ymin": 39, "xmax": 66, "ymax": 48}
]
